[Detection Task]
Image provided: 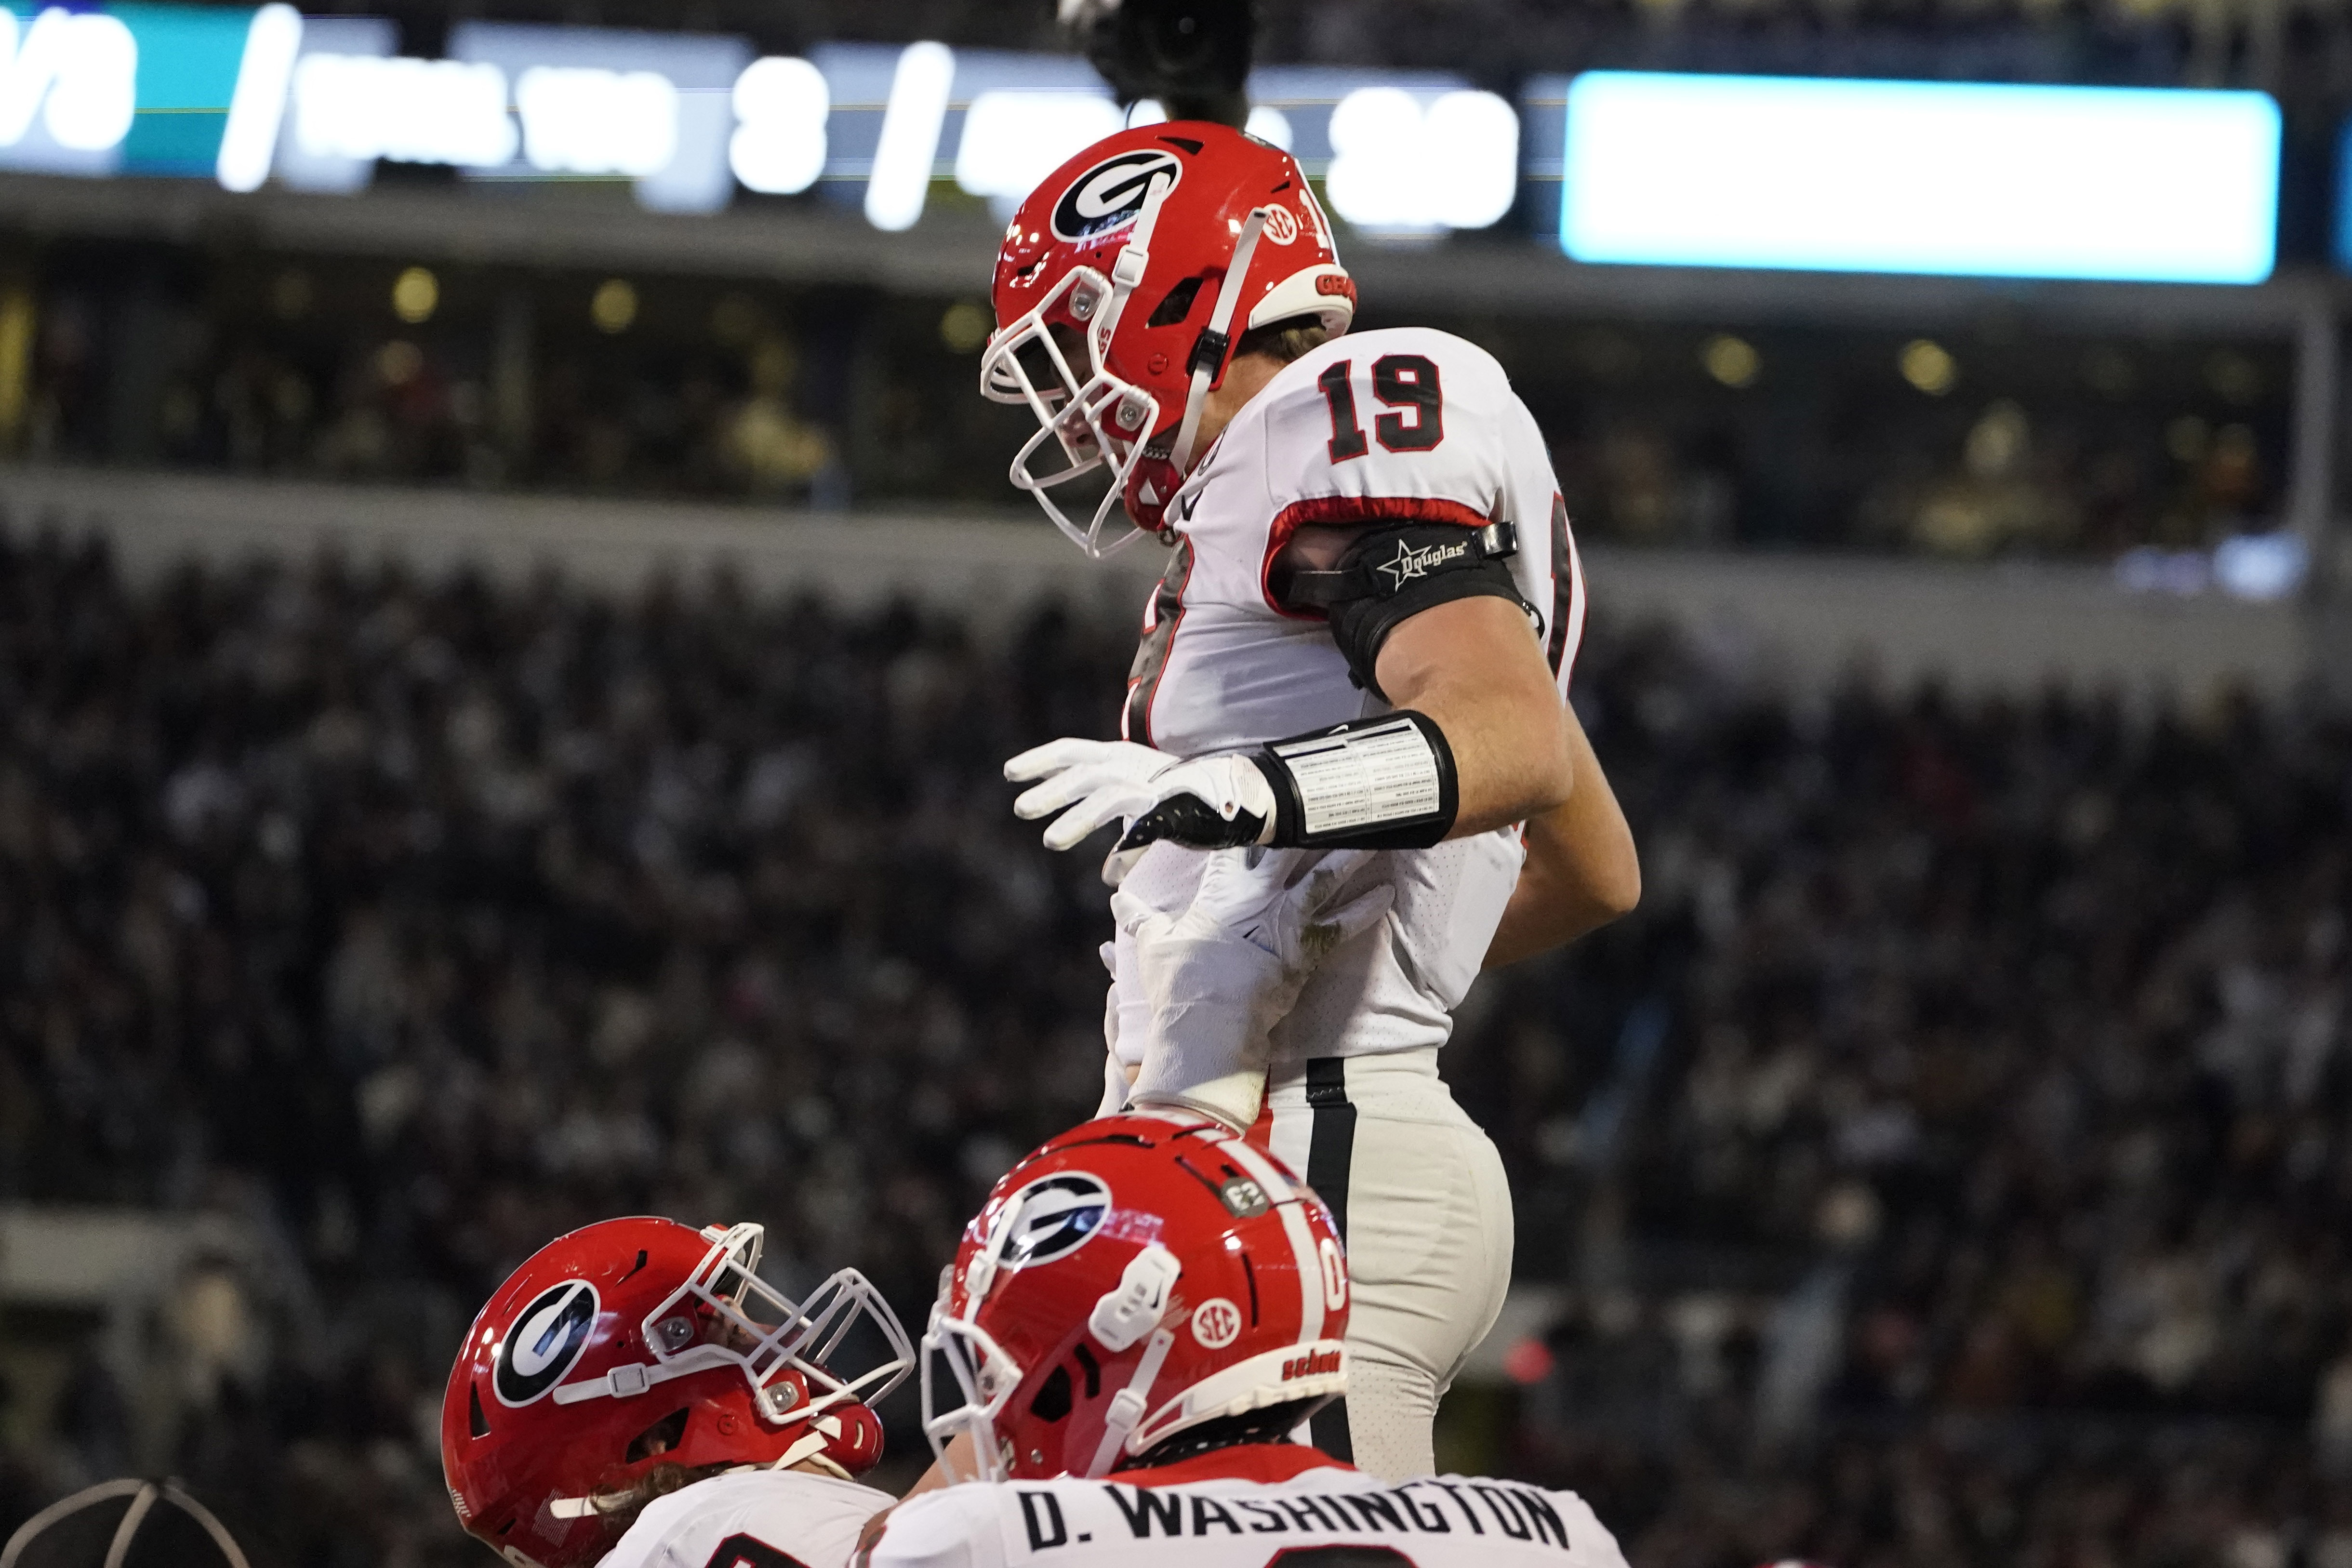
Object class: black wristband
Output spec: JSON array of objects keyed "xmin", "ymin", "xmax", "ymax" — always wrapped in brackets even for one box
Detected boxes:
[{"xmin": 1252, "ymin": 711, "xmax": 1459, "ymax": 850}]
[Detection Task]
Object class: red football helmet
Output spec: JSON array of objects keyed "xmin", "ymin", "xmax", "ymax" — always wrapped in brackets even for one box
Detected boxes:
[
  {"xmin": 923, "ymin": 1111, "xmax": 1349, "ymax": 1481},
  {"xmin": 441, "ymin": 1217, "xmax": 911, "ymax": 1568},
  {"xmin": 983, "ymin": 120, "xmax": 1355, "ymax": 555}
]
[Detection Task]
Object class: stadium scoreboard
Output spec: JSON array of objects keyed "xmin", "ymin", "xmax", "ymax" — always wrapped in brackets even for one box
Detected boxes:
[{"xmin": 0, "ymin": 0, "xmax": 2297, "ymax": 285}]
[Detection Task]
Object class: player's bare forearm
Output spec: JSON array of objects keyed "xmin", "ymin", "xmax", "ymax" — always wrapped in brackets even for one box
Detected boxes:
[
  {"xmin": 1376, "ymin": 595, "xmax": 1574, "ymax": 839},
  {"xmin": 1009, "ymin": 564, "xmax": 1577, "ymax": 863},
  {"xmin": 1484, "ymin": 707, "xmax": 1639, "ymax": 969}
]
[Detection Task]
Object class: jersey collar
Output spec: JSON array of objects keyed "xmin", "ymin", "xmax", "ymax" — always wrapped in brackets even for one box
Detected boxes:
[{"xmin": 1114, "ymin": 1442, "xmax": 1356, "ymax": 1488}]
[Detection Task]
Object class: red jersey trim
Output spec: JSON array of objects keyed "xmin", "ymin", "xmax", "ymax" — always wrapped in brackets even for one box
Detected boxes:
[
  {"xmin": 1119, "ymin": 1442, "xmax": 1357, "ymax": 1488},
  {"xmin": 1258, "ymin": 495, "xmax": 1493, "ymax": 619}
]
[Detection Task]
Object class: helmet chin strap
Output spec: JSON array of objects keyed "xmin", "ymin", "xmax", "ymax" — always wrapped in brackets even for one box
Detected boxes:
[
  {"xmin": 771, "ymin": 1419, "xmax": 855, "ymax": 1477},
  {"xmin": 1085, "ymin": 1326, "xmax": 1178, "ymax": 1478},
  {"xmin": 1170, "ymin": 206, "xmax": 1271, "ymax": 476},
  {"xmin": 1099, "ymin": 173, "xmax": 1174, "ymax": 365}
]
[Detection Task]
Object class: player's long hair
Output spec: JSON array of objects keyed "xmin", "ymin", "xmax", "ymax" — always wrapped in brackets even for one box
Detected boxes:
[
  {"xmin": 587, "ymin": 1452, "xmax": 862, "ymax": 1537},
  {"xmin": 1237, "ymin": 318, "xmax": 1335, "ymax": 366},
  {"xmin": 585, "ymin": 1461, "xmax": 726, "ymax": 1533}
]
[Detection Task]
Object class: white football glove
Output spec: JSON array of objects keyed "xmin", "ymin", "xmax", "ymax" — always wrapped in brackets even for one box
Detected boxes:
[
  {"xmin": 1006, "ymin": 737, "xmax": 1278, "ymax": 887},
  {"xmin": 1110, "ymin": 847, "xmax": 1394, "ymax": 1130}
]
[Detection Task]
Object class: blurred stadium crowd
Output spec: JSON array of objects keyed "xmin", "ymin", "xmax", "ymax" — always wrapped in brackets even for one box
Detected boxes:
[
  {"xmin": 21, "ymin": 260, "xmax": 2291, "ymax": 562},
  {"xmin": 0, "ymin": 0, "xmax": 2318, "ymax": 570},
  {"xmin": 2, "ymin": 521, "xmax": 2347, "ymax": 1566},
  {"xmin": 1466, "ymin": 627, "xmax": 2352, "ymax": 1568}
]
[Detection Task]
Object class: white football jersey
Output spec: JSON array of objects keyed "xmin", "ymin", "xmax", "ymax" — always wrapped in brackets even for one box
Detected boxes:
[
  {"xmin": 1111, "ymin": 326, "xmax": 1585, "ymax": 1065},
  {"xmin": 865, "ymin": 1452, "xmax": 1628, "ymax": 1568},
  {"xmin": 599, "ymin": 1469, "xmax": 895, "ymax": 1568}
]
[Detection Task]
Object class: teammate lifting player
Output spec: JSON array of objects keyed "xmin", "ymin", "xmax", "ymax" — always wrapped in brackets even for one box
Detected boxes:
[
  {"xmin": 437, "ymin": 1113, "xmax": 1632, "ymax": 1568},
  {"xmin": 872, "ymin": 1110, "xmax": 1630, "ymax": 1567},
  {"xmin": 982, "ymin": 116, "xmax": 1638, "ymax": 1478}
]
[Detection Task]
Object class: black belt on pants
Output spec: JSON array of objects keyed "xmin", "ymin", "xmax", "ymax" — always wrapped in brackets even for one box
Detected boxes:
[{"xmin": 1303, "ymin": 1056, "xmax": 1356, "ymax": 1464}]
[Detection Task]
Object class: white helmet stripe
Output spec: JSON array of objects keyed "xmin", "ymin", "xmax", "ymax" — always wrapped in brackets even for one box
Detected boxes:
[
  {"xmin": 1204, "ymin": 1127, "xmax": 1295, "ymax": 1201},
  {"xmin": 1207, "ymin": 1130, "xmax": 1324, "ymax": 1344}
]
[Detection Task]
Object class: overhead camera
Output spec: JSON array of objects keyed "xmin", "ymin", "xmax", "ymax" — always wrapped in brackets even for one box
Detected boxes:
[{"xmin": 1059, "ymin": 0, "xmax": 1257, "ymax": 129}]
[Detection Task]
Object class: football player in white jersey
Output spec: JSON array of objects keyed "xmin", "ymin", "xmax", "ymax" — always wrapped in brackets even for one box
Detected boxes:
[
  {"xmin": 979, "ymin": 123, "xmax": 1640, "ymax": 1480},
  {"xmin": 440, "ymin": 1216, "xmax": 913, "ymax": 1568},
  {"xmin": 861, "ymin": 1110, "xmax": 1629, "ymax": 1568}
]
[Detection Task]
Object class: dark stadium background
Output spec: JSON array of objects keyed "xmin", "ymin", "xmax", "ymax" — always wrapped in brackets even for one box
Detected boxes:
[{"xmin": 3, "ymin": 2, "xmax": 2351, "ymax": 1566}]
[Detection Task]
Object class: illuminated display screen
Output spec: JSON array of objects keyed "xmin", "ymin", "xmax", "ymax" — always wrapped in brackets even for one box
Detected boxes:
[
  {"xmin": 0, "ymin": 2, "xmax": 288, "ymax": 182},
  {"xmin": 807, "ymin": 46, "xmax": 1517, "ymax": 234},
  {"xmin": 449, "ymin": 22, "xmax": 748, "ymax": 214},
  {"xmin": 2332, "ymin": 118, "xmax": 2352, "ymax": 271},
  {"xmin": 1554, "ymin": 72, "xmax": 2280, "ymax": 284},
  {"xmin": 808, "ymin": 43, "xmax": 1115, "ymax": 231},
  {"xmin": 0, "ymin": 9, "xmax": 2289, "ymax": 285},
  {"xmin": 1246, "ymin": 65, "xmax": 1517, "ymax": 234},
  {"xmin": 0, "ymin": 8, "xmax": 1523, "ymax": 231}
]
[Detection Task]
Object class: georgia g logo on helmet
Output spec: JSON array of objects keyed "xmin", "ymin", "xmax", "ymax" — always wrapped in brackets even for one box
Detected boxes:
[
  {"xmin": 492, "ymin": 1280, "xmax": 600, "ymax": 1407},
  {"xmin": 1001, "ymin": 1172, "xmax": 1114, "ymax": 1268},
  {"xmin": 1050, "ymin": 149, "xmax": 1183, "ymax": 243}
]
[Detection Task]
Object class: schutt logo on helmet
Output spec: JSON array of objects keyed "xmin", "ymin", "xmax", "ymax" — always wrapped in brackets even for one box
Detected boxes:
[
  {"xmin": 1050, "ymin": 149, "xmax": 1185, "ymax": 242},
  {"xmin": 492, "ymin": 1279, "xmax": 600, "ymax": 1407},
  {"xmin": 1281, "ymin": 1347, "xmax": 1343, "ymax": 1381}
]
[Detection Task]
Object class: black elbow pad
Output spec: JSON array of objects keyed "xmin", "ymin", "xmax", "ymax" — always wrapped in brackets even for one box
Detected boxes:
[{"xmin": 1277, "ymin": 520, "xmax": 1530, "ymax": 699}]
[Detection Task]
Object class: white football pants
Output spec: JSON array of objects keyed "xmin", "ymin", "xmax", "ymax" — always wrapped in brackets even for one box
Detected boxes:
[{"xmin": 1255, "ymin": 1048, "xmax": 1515, "ymax": 1483}]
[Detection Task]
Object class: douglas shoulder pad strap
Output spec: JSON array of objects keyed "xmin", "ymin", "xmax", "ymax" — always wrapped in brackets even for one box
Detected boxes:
[
  {"xmin": 1253, "ymin": 711, "xmax": 1458, "ymax": 850},
  {"xmin": 1278, "ymin": 520, "xmax": 1529, "ymax": 700}
]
